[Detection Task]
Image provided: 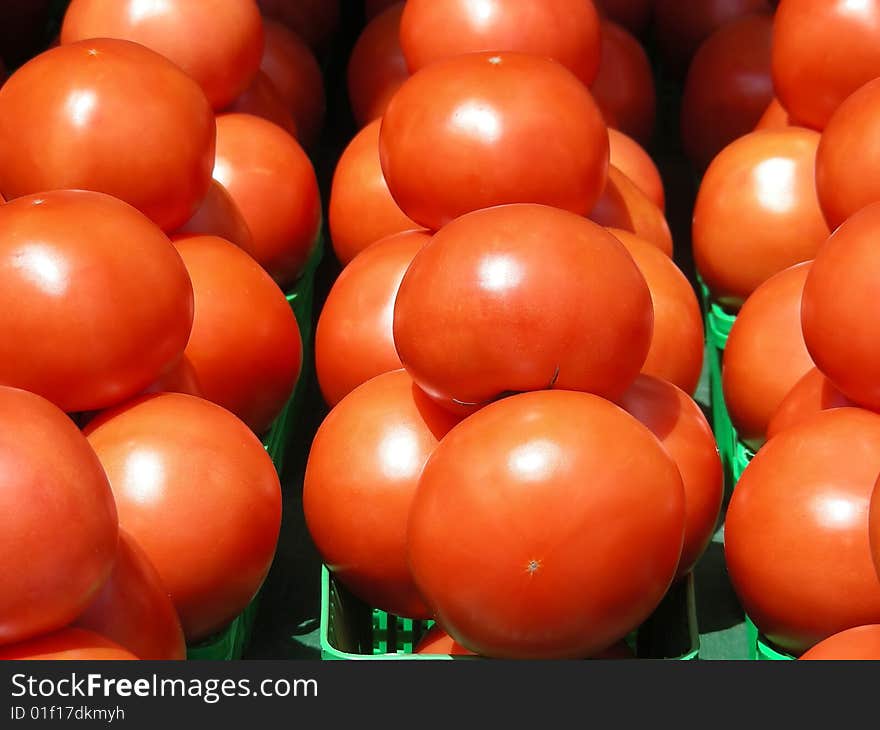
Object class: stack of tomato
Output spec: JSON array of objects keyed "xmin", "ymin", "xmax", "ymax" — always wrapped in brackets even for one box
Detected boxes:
[{"xmin": 0, "ymin": 0, "xmax": 331, "ymax": 660}]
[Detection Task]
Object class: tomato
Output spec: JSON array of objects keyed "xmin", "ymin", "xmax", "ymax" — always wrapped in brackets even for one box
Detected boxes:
[
  {"xmin": 174, "ymin": 179, "xmax": 255, "ymax": 257},
  {"xmin": 61, "ymin": 0, "xmax": 263, "ymax": 110},
  {"xmin": 0, "ymin": 387, "xmax": 117, "ymax": 646},
  {"xmin": 589, "ymin": 167, "xmax": 674, "ymax": 257},
  {"xmin": 85, "ymin": 393, "xmax": 282, "ymax": 643},
  {"xmin": 259, "ymin": 19, "xmax": 325, "ymax": 149},
  {"xmin": 399, "ymin": 0, "xmax": 602, "ymax": 86},
  {"xmin": 223, "ymin": 70, "xmax": 298, "ymax": 139},
  {"xmin": 772, "ymin": 0, "xmax": 880, "ymax": 131},
  {"xmin": 767, "ymin": 368, "xmax": 855, "ymax": 440},
  {"xmin": 74, "ymin": 531, "xmax": 186, "ymax": 661},
  {"xmin": 0, "ymin": 190, "xmax": 193, "ymax": 412},
  {"xmin": 816, "ymin": 79, "xmax": 880, "ymax": 229},
  {"xmin": 872, "ymin": 477, "xmax": 880, "ymax": 581},
  {"xmin": 693, "ymin": 129, "xmax": 829, "ymax": 308},
  {"xmin": 610, "ymin": 230, "xmax": 703, "ymax": 394},
  {"xmin": 608, "ymin": 129, "xmax": 665, "ymax": 211},
  {"xmin": 214, "ymin": 113, "xmax": 321, "ymax": 286},
  {"xmin": 408, "ymin": 390, "xmax": 685, "ymax": 659},
  {"xmin": 379, "ymin": 52, "xmax": 609, "ymax": 231},
  {"xmin": 799, "ymin": 625, "xmax": 880, "ymax": 660},
  {"xmin": 680, "ymin": 14, "xmax": 774, "ymax": 171},
  {"xmin": 256, "ymin": 0, "xmax": 339, "ymax": 53},
  {"xmin": 329, "ymin": 119, "xmax": 420, "ymax": 266},
  {"xmin": 0, "ymin": 628, "xmax": 136, "ymax": 660},
  {"xmin": 755, "ymin": 97, "xmax": 793, "ymax": 131},
  {"xmin": 415, "ymin": 626, "xmax": 474, "ymax": 655},
  {"xmin": 316, "ymin": 231, "xmax": 430, "ymax": 406},
  {"xmin": 725, "ymin": 408, "xmax": 880, "ymax": 655},
  {"xmin": 365, "ymin": 0, "xmax": 401, "ymax": 19},
  {"xmin": 590, "ymin": 20, "xmax": 655, "ymax": 146},
  {"xmin": 348, "ymin": 3, "xmax": 409, "ymax": 128},
  {"xmin": 593, "ymin": 0, "xmax": 653, "ymax": 37},
  {"xmin": 304, "ymin": 370, "xmax": 460, "ymax": 618},
  {"xmin": 393, "ymin": 204, "xmax": 652, "ymax": 411},
  {"xmin": 722, "ymin": 263, "xmax": 814, "ymax": 449},
  {"xmin": 143, "ymin": 356, "xmax": 203, "ymax": 398},
  {"xmin": 173, "ymin": 235, "xmax": 302, "ymax": 435},
  {"xmin": 801, "ymin": 203, "xmax": 880, "ymax": 411},
  {"xmin": 0, "ymin": 39, "xmax": 215, "ymax": 232}
]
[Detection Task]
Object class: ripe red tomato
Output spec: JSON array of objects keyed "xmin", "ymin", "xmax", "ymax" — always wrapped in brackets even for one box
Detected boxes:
[
  {"xmin": 755, "ymin": 98, "xmax": 793, "ymax": 131},
  {"xmin": 0, "ymin": 190, "xmax": 193, "ymax": 412},
  {"xmin": 767, "ymin": 368, "xmax": 855, "ymax": 440},
  {"xmin": 214, "ymin": 113, "xmax": 321, "ymax": 286},
  {"xmin": 174, "ymin": 235, "xmax": 302, "ymax": 435},
  {"xmin": 800, "ymin": 625, "xmax": 880, "ymax": 660},
  {"xmin": 393, "ymin": 205, "xmax": 652, "ymax": 411},
  {"xmin": 74, "ymin": 531, "xmax": 186, "ymax": 661},
  {"xmin": 610, "ymin": 230, "xmax": 703, "ymax": 394},
  {"xmin": 0, "ymin": 387, "xmax": 117, "ymax": 646},
  {"xmin": 722, "ymin": 263, "xmax": 814, "ymax": 449},
  {"xmin": 61, "ymin": 0, "xmax": 263, "ymax": 110},
  {"xmin": 85, "ymin": 393, "xmax": 282, "ymax": 643},
  {"xmin": 680, "ymin": 14, "xmax": 773, "ymax": 171},
  {"xmin": 259, "ymin": 19, "xmax": 325, "ymax": 149},
  {"xmin": 174, "ymin": 179, "xmax": 255, "ymax": 257},
  {"xmin": 223, "ymin": 70, "xmax": 298, "ymax": 139},
  {"xmin": 590, "ymin": 20, "xmax": 655, "ymax": 146},
  {"xmin": 415, "ymin": 626, "xmax": 474, "ymax": 655},
  {"xmin": 871, "ymin": 477, "xmax": 880, "ymax": 581},
  {"xmin": 316, "ymin": 231, "xmax": 430, "ymax": 406},
  {"xmin": 594, "ymin": 0, "xmax": 653, "ymax": 37},
  {"xmin": 0, "ymin": 39, "xmax": 215, "ymax": 232},
  {"xmin": 304, "ymin": 370, "xmax": 460, "ymax": 618},
  {"xmin": 348, "ymin": 3, "xmax": 409, "ymax": 128},
  {"xmin": 0, "ymin": 628, "xmax": 137, "ymax": 660},
  {"xmin": 725, "ymin": 408, "xmax": 880, "ymax": 655},
  {"xmin": 772, "ymin": 0, "xmax": 880, "ymax": 131},
  {"xmin": 399, "ymin": 0, "xmax": 602, "ymax": 86},
  {"xmin": 379, "ymin": 52, "xmax": 609, "ymax": 231},
  {"xmin": 257, "ymin": 0, "xmax": 339, "ymax": 53},
  {"xmin": 408, "ymin": 390, "xmax": 685, "ymax": 659},
  {"xmin": 589, "ymin": 166, "xmax": 674, "ymax": 257},
  {"xmin": 693, "ymin": 129, "xmax": 829, "ymax": 308},
  {"xmin": 143, "ymin": 356, "xmax": 203, "ymax": 398},
  {"xmin": 608, "ymin": 129, "xmax": 665, "ymax": 211}
]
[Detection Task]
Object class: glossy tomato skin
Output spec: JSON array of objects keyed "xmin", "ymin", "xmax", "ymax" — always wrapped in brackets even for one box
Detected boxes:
[
  {"xmin": 399, "ymin": 0, "xmax": 602, "ymax": 86},
  {"xmin": 214, "ymin": 113, "xmax": 321, "ymax": 286},
  {"xmin": 174, "ymin": 235, "xmax": 302, "ymax": 435},
  {"xmin": 257, "ymin": 0, "xmax": 339, "ymax": 53},
  {"xmin": 693, "ymin": 129, "xmax": 828, "ymax": 308},
  {"xmin": 799, "ymin": 625, "xmax": 880, "ymax": 660},
  {"xmin": 85, "ymin": 393, "xmax": 282, "ymax": 643},
  {"xmin": 316, "ymin": 231, "xmax": 429, "ymax": 406},
  {"xmin": 223, "ymin": 70, "xmax": 298, "ymax": 139},
  {"xmin": 767, "ymin": 368, "xmax": 855, "ymax": 440},
  {"xmin": 0, "ymin": 629, "xmax": 136, "ymax": 660},
  {"xmin": 61, "ymin": 0, "xmax": 264, "ymax": 110},
  {"xmin": 74, "ymin": 531, "xmax": 186, "ymax": 661},
  {"xmin": 0, "ymin": 39, "xmax": 215, "ymax": 231},
  {"xmin": 329, "ymin": 119, "xmax": 420, "ymax": 266},
  {"xmin": 143, "ymin": 355, "xmax": 203, "ymax": 398},
  {"xmin": 594, "ymin": 0, "xmax": 653, "ymax": 36},
  {"xmin": 0, "ymin": 387, "xmax": 118, "ymax": 646},
  {"xmin": 415, "ymin": 626, "xmax": 474, "ymax": 655},
  {"xmin": 725, "ymin": 408, "xmax": 880, "ymax": 655},
  {"xmin": 772, "ymin": 0, "xmax": 880, "ymax": 131},
  {"xmin": 871, "ymin": 477, "xmax": 880, "ymax": 581},
  {"xmin": 304, "ymin": 370, "xmax": 460, "ymax": 618},
  {"xmin": 408, "ymin": 390, "xmax": 685, "ymax": 659},
  {"xmin": 174, "ymin": 179, "xmax": 255, "ymax": 257},
  {"xmin": 379, "ymin": 52, "xmax": 609, "ymax": 232},
  {"xmin": 393, "ymin": 205, "xmax": 653, "ymax": 411},
  {"xmin": 608, "ymin": 129, "xmax": 665, "ymax": 211},
  {"xmin": 755, "ymin": 98, "xmax": 793, "ymax": 131},
  {"xmin": 0, "ymin": 190, "xmax": 194, "ymax": 412},
  {"xmin": 722, "ymin": 263, "xmax": 814, "ymax": 449}
]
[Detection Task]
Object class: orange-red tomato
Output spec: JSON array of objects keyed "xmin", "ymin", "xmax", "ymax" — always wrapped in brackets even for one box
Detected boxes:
[
  {"xmin": 85, "ymin": 393, "xmax": 282, "ymax": 643},
  {"xmin": 755, "ymin": 97, "xmax": 793, "ymax": 131},
  {"xmin": 608, "ymin": 129, "xmax": 665, "ymax": 211},
  {"xmin": 693, "ymin": 129, "xmax": 829, "ymax": 308},
  {"xmin": 800, "ymin": 625, "xmax": 880, "ymax": 660},
  {"xmin": 0, "ymin": 387, "xmax": 117, "ymax": 646},
  {"xmin": 329, "ymin": 119, "xmax": 420, "ymax": 265},
  {"xmin": 257, "ymin": 0, "xmax": 339, "ymax": 53},
  {"xmin": 393, "ymin": 205, "xmax": 652, "ymax": 411},
  {"xmin": 589, "ymin": 166, "xmax": 673, "ymax": 257},
  {"xmin": 725, "ymin": 408, "xmax": 880, "ymax": 655},
  {"xmin": 379, "ymin": 52, "xmax": 609, "ymax": 231},
  {"xmin": 174, "ymin": 235, "xmax": 302, "ymax": 435},
  {"xmin": 0, "ymin": 628, "xmax": 137, "ymax": 660},
  {"xmin": 143, "ymin": 355, "xmax": 203, "ymax": 398},
  {"xmin": 223, "ymin": 70, "xmax": 298, "ymax": 138},
  {"xmin": 74, "ymin": 531, "xmax": 186, "ymax": 661},
  {"xmin": 415, "ymin": 626, "xmax": 474, "ymax": 655},
  {"xmin": 304, "ymin": 370, "xmax": 460, "ymax": 618},
  {"xmin": 772, "ymin": 0, "xmax": 880, "ymax": 131},
  {"xmin": 347, "ymin": 3, "xmax": 408, "ymax": 128},
  {"xmin": 214, "ymin": 113, "xmax": 321, "ymax": 286},
  {"xmin": 722, "ymin": 263, "xmax": 814, "ymax": 449},
  {"xmin": 594, "ymin": 0, "xmax": 653, "ymax": 36},
  {"xmin": 872, "ymin": 477, "xmax": 880, "ymax": 582},
  {"xmin": 610, "ymin": 230, "xmax": 703, "ymax": 394},
  {"xmin": 0, "ymin": 39, "xmax": 215, "ymax": 231},
  {"xmin": 316, "ymin": 231, "xmax": 430, "ymax": 406},
  {"xmin": 174, "ymin": 179, "xmax": 255, "ymax": 257},
  {"xmin": 61, "ymin": 0, "xmax": 264, "ymax": 110},
  {"xmin": 399, "ymin": 0, "xmax": 602, "ymax": 86},
  {"xmin": 767, "ymin": 368, "xmax": 855, "ymax": 440},
  {"xmin": 0, "ymin": 190, "xmax": 194, "ymax": 412},
  {"xmin": 680, "ymin": 13, "xmax": 774, "ymax": 171},
  {"xmin": 590, "ymin": 20, "xmax": 655, "ymax": 145},
  {"xmin": 408, "ymin": 390, "xmax": 685, "ymax": 659}
]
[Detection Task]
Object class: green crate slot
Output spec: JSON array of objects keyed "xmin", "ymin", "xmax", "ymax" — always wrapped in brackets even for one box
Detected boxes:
[{"xmin": 745, "ymin": 618, "xmax": 796, "ymax": 661}]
